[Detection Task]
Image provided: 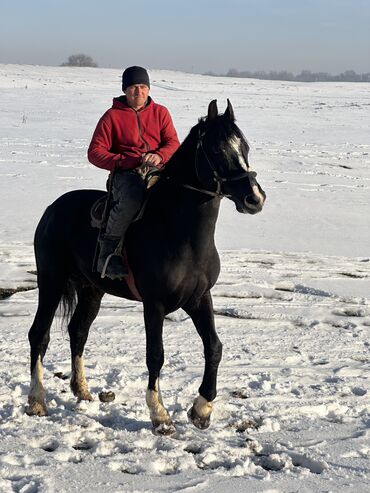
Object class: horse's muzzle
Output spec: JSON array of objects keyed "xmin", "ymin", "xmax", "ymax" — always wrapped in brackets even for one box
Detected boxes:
[{"xmin": 240, "ymin": 189, "xmax": 266, "ymax": 214}]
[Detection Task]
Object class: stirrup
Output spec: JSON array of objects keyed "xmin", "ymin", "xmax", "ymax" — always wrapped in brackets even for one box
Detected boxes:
[
  {"xmin": 100, "ymin": 253, "xmax": 114, "ymax": 279},
  {"xmin": 100, "ymin": 252, "xmax": 128, "ymax": 280}
]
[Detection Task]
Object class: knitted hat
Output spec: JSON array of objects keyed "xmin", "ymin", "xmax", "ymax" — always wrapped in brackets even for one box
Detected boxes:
[{"xmin": 122, "ymin": 66, "xmax": 150, "ymax": 91}]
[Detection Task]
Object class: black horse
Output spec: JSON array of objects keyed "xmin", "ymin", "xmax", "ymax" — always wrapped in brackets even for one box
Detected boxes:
[{"xmin": 27, "ymin": 100, "xmax": 265, "ymax": 434}]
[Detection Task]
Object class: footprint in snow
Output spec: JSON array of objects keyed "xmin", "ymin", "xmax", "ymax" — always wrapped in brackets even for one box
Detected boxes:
[
  {"xmin": 4, "ymin": 476, "xmax": 42, "ymax": 493},
  {"xmin": 332, "ymin": 308, "xmax": 367, "ymax": 317},
  {"xmin": 40, "ymin": 439, "xmax": 59, "ymax": 452},
  {"xmin": 247, "ymin": 440, "xmax": 328, "ymax": 475},
  {"xmin": 351, "ymin": 387, "xmax": 367, "ymax": 397}
]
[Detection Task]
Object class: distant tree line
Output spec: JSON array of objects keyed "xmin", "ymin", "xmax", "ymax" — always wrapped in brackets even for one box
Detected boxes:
[{"xmin": 204, "ymin": 68, "xmax": 370, "ymax": 83}]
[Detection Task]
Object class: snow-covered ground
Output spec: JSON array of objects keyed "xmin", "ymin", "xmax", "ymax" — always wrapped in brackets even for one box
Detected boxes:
[{"xmin": 0, "ymin": 64, "xmax": 369, "ymax": 492}]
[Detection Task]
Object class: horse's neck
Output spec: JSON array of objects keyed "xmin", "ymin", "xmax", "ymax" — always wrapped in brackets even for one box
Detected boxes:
[
  {"xmin": 164, "ymin": 136, "xmax": 198, "ymax": 185},
  {"xmin": 151, "ymin": 148, "xmax": 221, "ymax": 246}
]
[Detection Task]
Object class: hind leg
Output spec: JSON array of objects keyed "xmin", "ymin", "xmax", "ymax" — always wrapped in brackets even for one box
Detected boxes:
[
  {"xmin": 69, "ymin": 286, "xmax": 103, "ymax": 401},
  {"xmin": 27, "ymin": 278, "xmax": 65, "ymax": 416}
]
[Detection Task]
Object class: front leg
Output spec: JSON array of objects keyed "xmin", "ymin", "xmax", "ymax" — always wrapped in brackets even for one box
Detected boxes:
[
  {"xmin": 144, "ymin": 302, "xmax": 175, "ymax": 435},
  {"xmin": 184, "ymin": 291, "xmax": 222, "ymax": 429}
]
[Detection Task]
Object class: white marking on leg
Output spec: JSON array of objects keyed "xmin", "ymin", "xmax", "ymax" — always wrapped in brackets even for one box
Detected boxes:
[
  {"xmin": 193, "ymin": 394, "xmax": 213, "ymax": 419},
  {"xmin": 146, "ymin": 378, "xmax": 171, "ymax": 426},
  {"xmin": 27, "ymin": 356, "xmax": 47, "ymax": 416},
  {"xmin": 71, "ymin": 355, "xmax": 92, "ymax": 401}
]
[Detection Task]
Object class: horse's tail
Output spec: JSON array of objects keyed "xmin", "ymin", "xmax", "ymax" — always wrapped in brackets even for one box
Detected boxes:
[
  {"xmin": 33, "ymin": 200, "xmax": 79, "ymax": 327},
  {"xmin": 58, "ymin": 278, "xmax": 77, "ymax": 327}
]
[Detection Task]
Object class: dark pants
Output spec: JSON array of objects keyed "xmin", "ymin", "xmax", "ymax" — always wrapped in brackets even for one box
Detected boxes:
[{"xmin": 105, "ymin": 170, "xmax": 146, "ymax": 239}]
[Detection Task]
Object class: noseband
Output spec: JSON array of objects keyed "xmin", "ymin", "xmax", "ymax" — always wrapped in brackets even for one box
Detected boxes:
[{"xmin": 183, "ymin": 128, "xmax": 257, "ymax": 198}]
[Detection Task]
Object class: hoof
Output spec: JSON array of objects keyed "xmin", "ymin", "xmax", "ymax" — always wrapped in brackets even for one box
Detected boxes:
[
  {"xmin": 76, "ymin": 392, "xmax": 93, "ymax": 402},
  {"xmin": 152, "ymin": 421, "xmax": 177, "ymax": 436},
  {"xmin": 26, "ymin": 399, "xmax": 48, "ymax": 417},
  {"xmin": 187, "ymin": 406, "xmax": 211, "ymax": 430},
  {"xmin": 72, "ymin": 385, "xmax": 93, "ymax": 402}
]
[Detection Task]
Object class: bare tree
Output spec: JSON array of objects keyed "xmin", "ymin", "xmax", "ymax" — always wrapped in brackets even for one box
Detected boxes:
[{"xmin": 61, "ymin": 54, "xmax": 98, "ymax": 67}]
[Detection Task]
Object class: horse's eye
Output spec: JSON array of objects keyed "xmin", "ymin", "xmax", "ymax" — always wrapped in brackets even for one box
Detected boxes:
[{"xmin": 212, "ymin": 146, "xmax": 223, "ymax": 155}]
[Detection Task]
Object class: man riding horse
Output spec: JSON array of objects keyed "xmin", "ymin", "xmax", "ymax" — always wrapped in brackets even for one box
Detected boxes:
[
  {"xmin": 27, "ymin": 65, "xmax": 266, "ymax": 431},
  {"xmin": 88, "ymin": 66, "xmax": 180, "ymax": 280}
]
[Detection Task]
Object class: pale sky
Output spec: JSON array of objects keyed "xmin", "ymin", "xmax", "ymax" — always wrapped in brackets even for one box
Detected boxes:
[{"xmin": 1, "ymin": 0, "xmax": 369, "ymax": 74}]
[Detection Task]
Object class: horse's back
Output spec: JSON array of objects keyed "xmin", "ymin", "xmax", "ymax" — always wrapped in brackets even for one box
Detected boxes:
[
  {"xmin": 35, "ymin": 190, "xmax": 105, "ymax": 267},
  {"xmin": 44, "ymin": 189, "xmax": 105, "ymax": 219},
  {"xmin": 37, "ymin": 189, "xmax": 104, "ymax": 232}
]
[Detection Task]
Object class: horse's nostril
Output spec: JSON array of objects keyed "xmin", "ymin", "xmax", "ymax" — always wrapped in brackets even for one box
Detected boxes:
[{"xmin": 245, "ymin": 194, "xmax": 260, "ymax": 206}]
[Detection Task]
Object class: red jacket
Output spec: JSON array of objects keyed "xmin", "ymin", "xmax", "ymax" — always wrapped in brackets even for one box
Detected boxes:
[{"xmin": 88, "ymin": 96, "xmax": 180, "ymax": 171}]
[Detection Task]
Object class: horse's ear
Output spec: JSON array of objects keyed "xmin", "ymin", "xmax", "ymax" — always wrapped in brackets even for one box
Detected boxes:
[
  {"xmin": 207, "ymin": 100, "xmax": 218, "ymax": 120},
  {"xmin": 224, "ymin": 98, "xmax": 235, "ymax": 121}
]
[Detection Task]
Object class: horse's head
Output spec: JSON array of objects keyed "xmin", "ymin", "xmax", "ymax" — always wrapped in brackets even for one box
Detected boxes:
[{"xmin": 194, "ymin": 100, "xmax": 266, "ymax": 214}]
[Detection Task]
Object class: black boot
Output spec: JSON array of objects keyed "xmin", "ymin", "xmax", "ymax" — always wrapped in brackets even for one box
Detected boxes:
[{"xmin": 97, "ymin": 236, "xmax": 128, "ymax": 280}]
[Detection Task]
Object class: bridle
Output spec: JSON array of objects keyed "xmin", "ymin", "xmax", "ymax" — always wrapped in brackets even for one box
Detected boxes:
[{"xmin": 182, "ymin": 127, "xmax": 258, "ymax": 198}]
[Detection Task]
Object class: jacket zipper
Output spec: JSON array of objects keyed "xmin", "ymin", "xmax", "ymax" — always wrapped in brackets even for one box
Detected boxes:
[{"xmin": 136, "ymin": 111, "xmax": 150, "ymax": 153}]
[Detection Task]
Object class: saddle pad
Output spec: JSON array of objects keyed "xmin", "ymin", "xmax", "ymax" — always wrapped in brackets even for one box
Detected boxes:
[{"xmin": 123, "ymin": 250, "xmax": 142, "ymax": 302}]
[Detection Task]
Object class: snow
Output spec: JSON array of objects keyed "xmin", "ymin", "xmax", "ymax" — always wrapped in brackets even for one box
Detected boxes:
[{"xmin": 0, "ymin": 64, "xmax": 369, "ymax": 492}]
